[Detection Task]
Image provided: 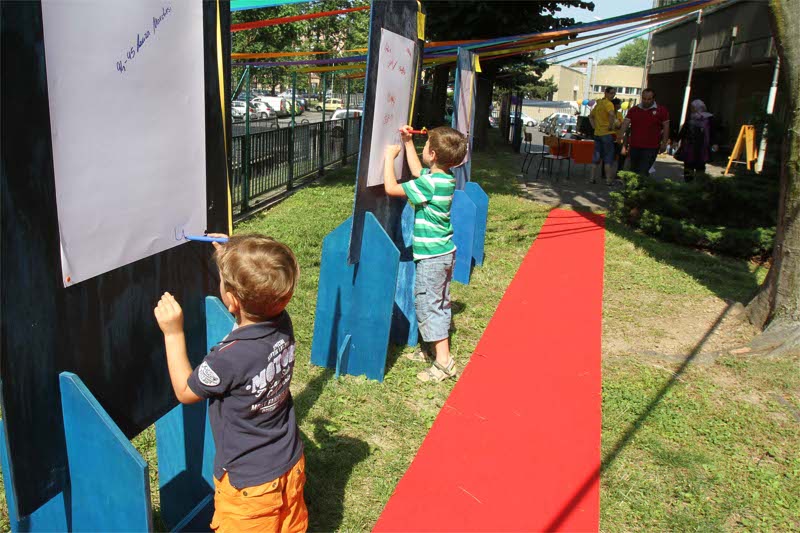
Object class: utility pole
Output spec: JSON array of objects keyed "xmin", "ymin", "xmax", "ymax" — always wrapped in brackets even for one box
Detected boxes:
[
  {"xmin": 679, "ymin": 10, "xmax": 703, "ymax": 129},
  {"xmin": 755, "ymin": 56, "xmax": 780, "ymax": 173}
]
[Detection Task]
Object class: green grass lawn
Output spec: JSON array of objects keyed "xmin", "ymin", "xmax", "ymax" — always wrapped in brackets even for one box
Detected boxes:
[{"xmin": 1, "ymin": 131, "xmax": 797, "ymax": 532}]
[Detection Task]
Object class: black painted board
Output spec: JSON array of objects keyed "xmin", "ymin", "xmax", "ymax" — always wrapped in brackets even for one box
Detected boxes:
[
  {"xmin": 0, "ymin": 0, "xmax": 230, "ymax": 516},
  {"xmin": 348, "ymin": 0, "xmax": 423, "ymax": 264}
]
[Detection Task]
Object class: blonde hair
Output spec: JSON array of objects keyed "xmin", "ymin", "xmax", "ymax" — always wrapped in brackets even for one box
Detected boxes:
[
  {"xmin": 214, "ymin": 235, "xmax": 299, "ymax": 319},
  {"xmin": 428, "ymin": 126, "xmax": 468, "ymax": 169}
]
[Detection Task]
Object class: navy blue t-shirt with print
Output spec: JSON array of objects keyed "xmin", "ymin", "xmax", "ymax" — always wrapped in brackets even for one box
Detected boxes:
[{"xmin": 187, "ymin": 311, "xmax": 303, "ymax": 489}]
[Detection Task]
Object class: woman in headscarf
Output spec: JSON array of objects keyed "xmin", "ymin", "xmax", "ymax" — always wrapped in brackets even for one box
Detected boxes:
[{"xmin": 676, "ymin": 99, "xmax": 718, "ymax": 182}]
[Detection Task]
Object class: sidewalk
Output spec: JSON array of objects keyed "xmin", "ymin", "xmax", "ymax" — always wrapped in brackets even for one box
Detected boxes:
[{"xmin": 517, "ymin": 147, "xmax": 730, "ymax": 212}]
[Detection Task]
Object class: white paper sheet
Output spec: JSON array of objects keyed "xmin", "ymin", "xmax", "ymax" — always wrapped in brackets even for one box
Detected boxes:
[
  {"xmin": 366, "ymin": 29, "xmax": 416, "ymax": 187},
  {"xmin": 456, "ymin": 69, "xmax": 475, "ymax": 165},
  {"xmin": 41, "ymin": 1, "xmax": 207, "ymax": 287}
]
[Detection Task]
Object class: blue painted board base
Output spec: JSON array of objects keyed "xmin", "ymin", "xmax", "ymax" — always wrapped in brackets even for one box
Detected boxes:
[
  {"xmin": 452, "ymin": 190, "xmax": 477, "ymax": 285},
  {"xmin": 464, "ymin": 182, "xmax": 488, "ymax": 266},
  {"xmin": 390, "ymin": 203, "xmax": 418, "ymax": 348},
  {"xmin": 310, "ymin": 212, "xmax": 400, "ymax": 381},
  {"xmin": 60, "ymin": 372, "xmax": 153, "ymax": 532}
]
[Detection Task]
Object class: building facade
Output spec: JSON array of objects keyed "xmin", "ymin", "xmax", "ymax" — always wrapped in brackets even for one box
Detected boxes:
[
  {"xmin": 539, "ymin": 63, "xmax": 644, "ymax": 105},
  {"xmin": 647, "ymin": 0, "xmax": 786, "ymax": 164},
  {"xmin": 539, "ymin": 64, "xmax": 587, "ymax": 102},
  {"xmin": 589, "ymin": 65, "xmax": 645, "ymax": 102}
]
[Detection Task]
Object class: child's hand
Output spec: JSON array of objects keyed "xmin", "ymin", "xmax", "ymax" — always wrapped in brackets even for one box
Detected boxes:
[
  {"xmin": 206, "ymin": 232, "xmax": 229, "ymax": 251},
  {"xmin": 154, "ymin": 292, "xmax": 184, "ymax": 336},
  {"xmin": 385, "ymin": 144, "xmax": 402, "ymax": 160},
  {"xmin": 399, "ymin": 125, "xmax": 413, "ymax": 143}
]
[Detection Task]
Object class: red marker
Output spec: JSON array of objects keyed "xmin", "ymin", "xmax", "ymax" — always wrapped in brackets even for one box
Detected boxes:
[{"xmin": 403, "ymin": 127, "xmax": 428, "ymax": 135}]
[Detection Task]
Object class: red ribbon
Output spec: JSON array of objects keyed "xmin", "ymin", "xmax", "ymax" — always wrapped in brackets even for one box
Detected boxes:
[{"xmin": 232, "ymin": 5, "xmax": 370, "ymax": 33}]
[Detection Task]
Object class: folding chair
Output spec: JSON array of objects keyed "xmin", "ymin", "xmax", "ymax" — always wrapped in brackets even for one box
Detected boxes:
[
  {"xmin": 570, "ymin": 140, "xmax": 595, "ymax": 182},
  {"xmin": 521, "ymin": 131, "xmax": 549, "ymax": 176},
  {"xmin": 536, "ymin": 135, "xmax": 572, "ymax": 182}
]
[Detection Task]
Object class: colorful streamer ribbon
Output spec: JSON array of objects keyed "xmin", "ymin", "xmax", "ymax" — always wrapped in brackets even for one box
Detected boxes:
[{"xmin": 232, "ymin": 5, "xmax": 370, "ymax": 32}]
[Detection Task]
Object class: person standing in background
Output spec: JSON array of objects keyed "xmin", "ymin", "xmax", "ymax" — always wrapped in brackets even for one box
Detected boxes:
[{"xmin": 620, "ymin": 88, "xmax": 670, "ymax": 176}]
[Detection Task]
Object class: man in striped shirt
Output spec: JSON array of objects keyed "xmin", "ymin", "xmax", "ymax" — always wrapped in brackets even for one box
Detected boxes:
[{"xmin": 384, "ymin": 125, "xmax": 467, "ymax": 382}]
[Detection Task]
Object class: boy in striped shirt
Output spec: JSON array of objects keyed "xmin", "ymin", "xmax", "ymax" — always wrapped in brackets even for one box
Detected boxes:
[{"xmin": 384, "ymin": 125, "xmax": 468, "ymax": 382}]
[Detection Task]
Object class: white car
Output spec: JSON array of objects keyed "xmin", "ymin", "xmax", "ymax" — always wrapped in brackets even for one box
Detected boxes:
[
  {"xmin": 254, "ymin": 96, "xmax": 291, "ymax": 117},
  {"xmin": 330, "ymin": 109, "xmax": 363, "ymax": 137},
  {"xmin": 510, "ymin": 112, "xmax": 537, "ymax": 127},
  {"xmin": 231, "ymin": 100, "xmax": 258, "ymax": 121},
  {"xmin": 330, "ymin": 109, "xmax": 363, "ymax": 120},
  {"xmin": 250, "ymin": 100, "xmax": 276, "ymax": 120}
]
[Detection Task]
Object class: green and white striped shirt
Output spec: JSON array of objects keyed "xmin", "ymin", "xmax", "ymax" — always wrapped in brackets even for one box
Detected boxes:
[{"xmin": 401, "ymin": 169, "xmax": 457, "ymax": 261}]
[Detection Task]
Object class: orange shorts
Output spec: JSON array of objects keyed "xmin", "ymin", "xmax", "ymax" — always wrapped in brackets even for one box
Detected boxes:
[{"xmin": 211, "ymin": 454, "xmax": 308, "ymax": 533}]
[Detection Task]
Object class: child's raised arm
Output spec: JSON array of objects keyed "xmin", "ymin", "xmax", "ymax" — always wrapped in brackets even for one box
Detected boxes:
[
  {"xmin": 384, "ymin": 144, "xmax": 407, "ymax": 198},
  {"xmin": 154, "ymin": 292, "xmax": 203, "ymax": 404},
  {"xmin": 400, "ymin": 125, "xmax": 422, "ymax": 177}
]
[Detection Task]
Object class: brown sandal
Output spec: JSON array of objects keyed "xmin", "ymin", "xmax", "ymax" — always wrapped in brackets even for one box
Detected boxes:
[
  {"xmin": 404, "ymin": 348, "xmax": 430, "ymax": 363},
  {"xmin": 417, "ymin": 359, "xmax": 457, "ymax": 383}
]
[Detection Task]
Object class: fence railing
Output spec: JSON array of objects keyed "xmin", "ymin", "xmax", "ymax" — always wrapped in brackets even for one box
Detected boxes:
[{"xmin": 231, "ymin": 116, "xmax": 361, "ymax": 218}]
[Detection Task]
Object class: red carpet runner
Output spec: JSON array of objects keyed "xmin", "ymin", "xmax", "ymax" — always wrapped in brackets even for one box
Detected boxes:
[{"xmin": 374, "ymin": 209, "xmax": 605, "ymax": 532}]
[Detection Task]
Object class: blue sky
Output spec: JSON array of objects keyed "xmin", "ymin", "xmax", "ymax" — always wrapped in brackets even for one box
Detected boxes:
[{"xmin": 551, "ymin": 0, "xmax": 655, "ymax": 62}]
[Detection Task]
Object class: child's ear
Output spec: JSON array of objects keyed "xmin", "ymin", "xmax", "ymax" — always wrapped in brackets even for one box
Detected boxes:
[{"xmin": 225, "ymin": 291, "xmax": 241, "ymax": 315}]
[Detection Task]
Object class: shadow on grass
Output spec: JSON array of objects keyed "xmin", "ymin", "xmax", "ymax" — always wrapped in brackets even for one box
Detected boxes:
[
  {"xmin": 301, "ymin": 420, "xmax": 370, "ymax": 532},
  {"xmin": 294, "ymin": 368, "xmax": 370, "ymax": 532},
  {"xmin": 604, "ymin": 218, "xmax": 762, "ymax": 303},
  {"xmin": 544, "ymin": 302, "xmax": 738, "ymax": 531}
]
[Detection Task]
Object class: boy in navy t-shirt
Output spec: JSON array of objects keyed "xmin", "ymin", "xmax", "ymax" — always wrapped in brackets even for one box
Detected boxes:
[{"xmin": 154, "ymin": 235, "xmax": 306, "ymax": 532}]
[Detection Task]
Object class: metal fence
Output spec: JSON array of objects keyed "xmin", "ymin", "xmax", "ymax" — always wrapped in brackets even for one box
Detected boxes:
[{"xmin": 231, "ymin": 116, "xmax": 361, "ymax": 218}]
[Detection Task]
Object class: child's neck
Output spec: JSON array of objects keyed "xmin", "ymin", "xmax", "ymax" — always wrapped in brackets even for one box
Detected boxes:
[
  {"xmin": 235, "ymin": 309, "xmax": 283, "ymax": 327},
  {"xmin": 429, "ymin": 162, "xmax": 448, "ymax": 174},
  {"xmin": 236, "ymin": 316, "xmax": 259, "ymax": 327}
]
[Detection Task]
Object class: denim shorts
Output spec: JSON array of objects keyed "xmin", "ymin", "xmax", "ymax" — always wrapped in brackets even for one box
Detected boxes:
[
  {"xmin": 414, "ymin": 252, "xmax": 455, "ymax": 342},
  {"xmin": 592, "ymin": 134, "xmax": 615, "ymax": 165}
]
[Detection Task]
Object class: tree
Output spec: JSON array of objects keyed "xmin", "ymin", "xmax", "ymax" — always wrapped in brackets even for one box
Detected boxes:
[
  {"xmin": 420, "ymin": 0, "xmax": 594, "ymax": 148},
  {"xmin": 230, "ymin": 1, "xmax": 370, "ymax": 95},
  {"xmin": 598, "ymin": 37, "xmax": 648, "ymax": 67},
  {"xmin": 744, "ymin": 0, "xmax": 800, "ymax": 356},
  {"xmin": 523, "ymin": 76, "xmax": 559, "ymax": 100}
]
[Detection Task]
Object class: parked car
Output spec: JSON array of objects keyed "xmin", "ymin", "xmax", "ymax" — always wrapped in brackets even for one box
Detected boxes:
[
  {"xmin": 509, "ymin": 112, "xmax": 536, "ymax": 127},
  {"xmin": 546, "ymin": 116, "xmax": 578, "ymax": 137},
  {"xmin": 231, "ymin": 100, "xmax": 258, "ymax": 121},
  {"xmin": 316, "ymin": 98, "xmax": 343, "ymax": 112},
  {"xmin": 231, "ymin": 101, "xmax": 245, "ymax": 121},
  {"xmin": 250, "ymin": 100, "xmax": 276, "ymax": 120},
  {"xmin": 330, "ymin": 109, "xmax": 363, "ymax": 137},
  {"xmin": 254, "ymin": 96, "xmax": 291, "ymax": 117}
]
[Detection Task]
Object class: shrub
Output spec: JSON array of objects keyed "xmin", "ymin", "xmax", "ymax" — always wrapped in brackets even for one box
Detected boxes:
[{"xmin": 609, "ymin": 171, "xmax": 777, "ymax": 258}]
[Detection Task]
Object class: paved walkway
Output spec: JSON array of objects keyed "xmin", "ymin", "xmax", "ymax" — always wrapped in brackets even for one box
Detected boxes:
[{"xmin": 515, "ymin": 135, "xmax": 729, "ymax": 212}]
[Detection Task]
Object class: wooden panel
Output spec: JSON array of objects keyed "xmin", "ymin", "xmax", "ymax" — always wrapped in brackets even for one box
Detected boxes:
[
  {"xmin": 311, "ymin": 213, "xmax": 400, "ymax": 381},
  {"xmin": 60, "ymin": 373, "xmax": 152, "ymax": 532},
  {"xmin": 465, "ymin": 182, "xmax": 489, "ymax": 267},
  {"xmin": 0, "ymin": 1, "xmax": 230, "ymax": 516},
  {"xmin": 348, "ymin": 0, "xmax": 422, "ymax": 265},
  {"xmin": 452, "ymin": 191, "xmax": 477, "ymax": 285}
]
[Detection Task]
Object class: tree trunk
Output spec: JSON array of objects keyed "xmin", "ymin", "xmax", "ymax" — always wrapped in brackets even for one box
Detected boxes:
[
  {"xmin": 500, "ymin": 91, "xmax": 511, "ymax": 143},
  {"xmin": 745, "ymin": 0, "xmax": 800, "ymax": 355},
  {"xmin": 473, "ymin": 75, "xmax": 492, "ymax": 152}
]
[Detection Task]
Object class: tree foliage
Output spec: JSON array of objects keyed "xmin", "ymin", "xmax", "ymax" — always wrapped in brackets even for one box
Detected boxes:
[
  {"xmin": 230, "ymin": 0, "xmax": 370, "ymax": 94},
  {"xmin": 598, "ymin": 37, "xmax": 648, "ymax": 66},
  {"xmin": 421, "ymin": 0, "xmax": 594, "ymax": 78}
]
